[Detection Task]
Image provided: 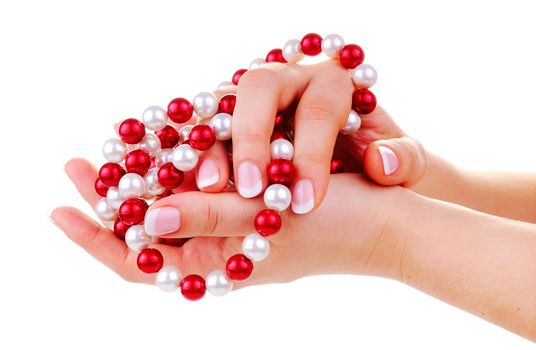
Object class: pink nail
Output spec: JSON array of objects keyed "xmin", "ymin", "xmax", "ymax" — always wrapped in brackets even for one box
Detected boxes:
[
  {"xmin": 291, "ymin": 179, "xmax": 314, "ymax": 214},
  {"xmin": 378, "ymin": 146, "xmax": 399, "ymax": 176},
  {"xmin": 237, "ymin": 161, "xmax": 262, "ymax": 198},
  {"xmin": 197, "ymin": 158, "xmax": 220, "ymax": 189},
  {"xmin": 144, "ymin": 207, "xmax": 181, "ymax": 236}
]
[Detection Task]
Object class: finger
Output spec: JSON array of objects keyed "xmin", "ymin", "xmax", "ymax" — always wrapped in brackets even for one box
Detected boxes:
[
  {"xmin": 195, "ymin": 140, "xmax": 230, "ymax": 192},
  {"xmin": 291, "ymin": 70, "xmax": 353, "ymax": 214},
  {"xmin": 232, "ymin": 65, "xmax": 310, "ymax": 199},
  {"xmin": 65, "ymin": 158, "xmax": 101, "ymax": 208},
  {"xmin": 363, "ymin": 136, "xmax": 428, "ymax": 187}
]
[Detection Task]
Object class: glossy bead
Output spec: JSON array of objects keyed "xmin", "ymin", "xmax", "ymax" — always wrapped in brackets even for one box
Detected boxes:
[
  {"xmin": 322, "ymin": 33, "xmax": 345, "ymax": 58},
  {"xmin": 95, "ymin": 178, "xmax": 109, "ymax": 197},
  {"xmin": 232, "ymin": 68, "xmax": 247, "ymax": 85},
  {"xmin": 226, "ymin": 254, "xmax": 253, "ymax": 281},
  {"xmin": 172, "ymin": 144, "xmax": 198, "ymax": 171},
  {"xmin": 339, "ymin": 44, "xmax": 365, "ymax": 69},
  {"xmin": 155, "ymin": 125, "xmax": 179, "ymax": 149},
  {"xmin": 113, "ymin": 218, "xmax": 131, "ymax": 240},
  {"xmin": 102, "ymin": 138, "xmax": 127, "ymax": 163},
  {"xmin": 119, "ymin": 198, "xmax": 147, "ymax": 225},
  {"xmin": 118, "ymin": 173, "xmax": 146, "ymax": 199},
  {"xmin": 352, "ymin": 89, "xmax": 377, "ymax": 115},
  {"xmin": 155, "ymin": 266, "xmax": 182, "ymax": 293},
  {"xmin": 209, "ymin": 113, "xmax": 232, "ymax": 141},
  {"xmin": 95, "ymin": 197, "xmax": 118, "ymax": 221},
  {"xmin": 270, "ymin": 130, "xmax": 289, "ymax": 142},
  {"xmin": 180, "ymin": 274, "xmax": 206, "ymax": 301},
  {"xmin": 125, "ymin": 225, "xmax": 150, "ymax": 251},
  {"xmin": 189, "ymin": 124, "xmax": 216, "ymax": 151},
  {"xmin": 142, "ymin": 105, "xmax": 168, "ymax": 131},
  {"xmin": 137, "ymin": 248, "xmax": 164, "ymax": 274},
  {"xmin": 270, "ymin": 138, "xmax": 294, "ymax": 160},
  {"xmin": 106, "ymin": 186, "xmax": 123, "ymax": 209},
  {"xmin": 217, "ymin": 81, "xmax": 234, "ymax": 90},
  {"xmin": 138, "ymin": 133, "xmax": 161, "ymax": 157},
  {"xmin": 157, "ymin": 162, "xmax": 184, "ymax": 189},
  {"xmin": 118, "ymin": 118, "xmax": 145, "ymax": 144},
  {"xmin": 167, "ymin": 97, "xmax": 193, "ymax": 124},
  {"xmin": 218, "ymin": 94, "xmax": 236, "ymax": 115},
  {"xmin": 330, "ymin": 158, "xmax": 345, "ymax": 174},
  {"xmin": 125, "ymin": 149, "xmax": 151, "ymax": 175},
  {"xmin": 351, "ymin": 63, "xmax": 378, "ymax": 89},
  {"xmin": 242, "ymin": 233, "xmax": 270, "ymax": 262},
  {"xmin": 144, "ymin": 168, "xmax": 165, "ymax": 196},
  {"xmin": 264, "ymin": 184, "xmax": 292, "ymax": 211},
  {"xmin": 193, "ymin": 91, "xmax": 218, "ymax": 119},
  {"xmin": 99, "ymin": 162, "xmax": 126, "ymax": 187},
  {"xmin": 265, "ymin": 48, "xmax": 287, "ymax": 63},
  {"xmin": 267, "ymin": 159, "xmax": 295, "ymax": 185},
  {"xmin": 249, "ymin": 58, "xmax": 265, "ymax": 70},
  {"xmin": 155, "ymin": 148, "xmax": 174, "ymax": 168},
  {"xmin": 300, "ymin": 33, "xmax": 323, "ymax": 56},
  {"xmin": 178, "ymin": 125, "xmax": 194, "ymax": 142},
  {"xmin": 206, "ymin": 270, "xmax": 233, "ymax": 297},
  {"xmin": 282, "ymin": 39, "xmax": 304, "ymax": 63},
  {"xmin": 340, "ymin": 110, "xmax": 362, "ymax": 134},
  {"xmin": 254, "ymin": 209, "xmax": 281, "ymax": 236}
]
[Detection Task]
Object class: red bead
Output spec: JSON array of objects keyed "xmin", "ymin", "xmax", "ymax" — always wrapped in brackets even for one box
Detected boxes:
[
  {"xmin": 99, "ymin": 162, "xmax": 126, "ymax": 187},
  {"xmin": 167, "ymin": 97, "xmax": 193, "ymax": 124},
  {"xmin": 330, "ymin": 158, "xmax": 345, "ymax": 174},
  {"xmin": 274, "ymin": 113, "xmax": 287, "ymax": 131},
  {"xmin": 157, "ymin": 163, "xmax": 184, "ymax": 189},
  {"xmin": 180, "ymin": 274, "xmax": 206, "ymax": 301},
  {"xmin": 265, "ymin": 48, "xmax": 287, "ymax": 63},
  {"xmin": 155, "ymin": 125, "xmax": 180, "ymax": 149},
  {"xmin": 270, "ymin": 130, "xmax": 289, "ymax": 142},
  {"xmin": 232, "ymin": 69, "xmax": 248, "ymax": 85},
  {"xmin": 159, "ymin": 237, "xmax": 190, "ymax": 247},
  {"xmin": 339, "ymin": 44, "xmax": 365, "ymax": 69},
  {"xmin": 113, "ymin": 219, "xmax": 131, "ymax": 240},
  {"xmin": 125, "ymin": 149, "xmax": 151, "ymax": 176},
  {"xmin": 226, "ymin": 254, "xmax": 254, "ymax": 281},
  {"xmin": 300, "ymin": 33, "xmax": 323, "ymax": 56},
  {"xmin": 352, "ymin": 88, "xmax": 377, "ymax": 115},
  {"xmin": 119, "ymin": 198, "xmax": 147, "ymax": 225},
  {"xmin": 254, "ymin": 209, "xmax": 282, "ymax": 236},
  {"xmin": 137, "ymin": 248, "xmax": 164, "ymax": 274},
  {"xmin": 95, "ymin": 178, "xmax": 109, "ymax": 197},
  {"xmin": 118, "ymin": 118, "xmax": 145, "ymax": 144},
  {"xmin": 189, "ymin": 124, "xmax": 216, "ymax": 151},
  {"xmin": 156, "ymin": 189, "xmax": 173, "ymax": 200},
  {"xmin": 218, "ymin": 94, "xmax": 236, "ymax": 115},
  {"xmin": 267, "ymin": 159, "xmax": 295, "ymax": 185}
]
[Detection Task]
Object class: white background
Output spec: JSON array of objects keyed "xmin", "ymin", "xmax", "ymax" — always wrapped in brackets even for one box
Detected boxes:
[{"xmin": 1, "ymin": 0, "xmax": 535, "ymax": 348}]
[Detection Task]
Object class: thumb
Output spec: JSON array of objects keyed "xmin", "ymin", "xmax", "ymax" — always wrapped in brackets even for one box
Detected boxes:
[{"xmin": 363, "ymin": 136, "xmax": 428, "ymax": 187}]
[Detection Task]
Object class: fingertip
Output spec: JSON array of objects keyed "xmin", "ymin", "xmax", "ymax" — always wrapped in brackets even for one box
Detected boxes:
[{"xmin": 363, "ymin": 142, "xmax": 401, "ymax": 186}]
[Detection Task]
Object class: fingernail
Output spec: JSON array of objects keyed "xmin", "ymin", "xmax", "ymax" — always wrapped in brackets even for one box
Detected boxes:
[
  {"xmin": 378, "ymin": 146, "xmax": 399, "ymax": 176},
  {"xmin": 144, "ymin": 207, "xmax": 181, "ymax": 236},
  {"xmin": 291, "ymin": 179, "xmax": 314, "ymax": 214},
  {"xmin": 197, "ymin": 158, "xmax": 220, "ymax": 189},
  {"xmin": 237, "ymin": 161, "xmax": 262, "ymax": 198},
  {"xmin": 49, "ymin": 215, "xmax": 59, "ymax": 229}
]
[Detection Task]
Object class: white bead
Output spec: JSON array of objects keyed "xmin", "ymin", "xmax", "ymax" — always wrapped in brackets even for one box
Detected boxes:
[
  {"xmin": 106, "ymin": 186, "xmax": 123, "ymax": 209},
  {"xmin": 178, "ymin": 125, "xmax": 193, "ymax": 142},
  {"xmin": 351, "ymin": 63, "xmax": 378, "ymax": 89},
  {"xmin": 340, "ymin": 110, "xmax": 362, "ymax": 134},
  {"xmin": 95, "ymin": 198, "xmax": 117, "ymax": 221},
  {"xmin": 172, "ymin": 144, "xmax": 198, "ymax": 171},
  {"xmin": 193, "ymin": 91, "xmax": 218, "ymax": 119},
  {"xmin": 322, "ymin": 34, "xmax": 345, "ymax": 58},
  {"xmin": 142, "ymin": 105, "xmax": 168, "ymax": 131},
  {"xmin": 144, "ymin": 168, "xmax": 165, "ymax": 196},
  {"xmin": 249, "ymin": 58, "xmax": 266, "ymax": 70},
  {"xmin": 209, "ymin": 113, "xmax": 232, "ymax": 141},
  {"xmin": 264, "ymin": 184, "xmax": 292, "ymax": 211},
  {"xmin": 125, "ymin": 225, "xmax": 150, "ymax": 251},
  {"xmin": 155, "ymin": 266, "xmax": 182, "ymax": 292},
  {"xmin": 217, "ymin": 81, "xmax": 234, "ymax": 90},
  {"xmin": 118, "ymin": 173, "xmax": 146, "ymax": 199},
  {"xmin": 242, "ymin": 233, "xmax": 270, "ymax": 262},
  {"xmin": 102, "ymin": 138, "xmax": 127, "ymax": 163},
  {"xmin": 270, "ymin": 138, "xmax": 294, "ymax": 160},
  {"xmin": 282, "ymin": 39, "xmax": 304, "ymax": 63},
  {"xmin": 206, "ymin": 270, "xmax": 233, "ymax": 297},
  {"xmin": 155, "ymin": 148, "xmax": 173, "ymax": 168},
  {"xmin": 138, "ymin": 133, "xmax": 161, "ymax": 157}
]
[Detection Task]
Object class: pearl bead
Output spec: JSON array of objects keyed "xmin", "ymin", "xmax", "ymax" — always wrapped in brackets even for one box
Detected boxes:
[
  {"xmin": 351, "ymin": 64, "xmax": 378, "ymax": 89},
  {"xmin": 206, "ymin": 270, "xmax": 233, "ymax": 297},
  {"xmin": 321, "ymin": 34, "xmax": 345, "ymax": 58},
  {"xmin": 232, "ymin": 69, "xmax": 247, "ymax": 85},
  {"xmin": 155, "ymin": 266, "xmax": 182, "ymax": 292},
  {"xmin": 217, "ymin": 81, "xmax": 234, "ymax": 90},
  {"xmin": 263, "ymin": 184, "xmax": 292, "ymax": 211},
  {"xmin": 155, "ymin": 148, "xmax": 173, "ymax": 168},
  {"xmin": 144, "ymin": 168, "xmax": 165, "ymax": 196},
  {"xmin": 102, "ymin": 138, "xmax": 127, "ymax": 163},
  {"xmin": 282, "ymin": 39, "xmax": 304, "ymax": 63},
  {"xmin": 155, "ymin": 125, "xmax": 180, "ymax": 149},
  {"xmin": 249, "ymin": 58, "xmax": 266, "ymax": 70},
  {"xmin": 209, "ymin": 113, "xmax": 232, "ymax": 141},
  {"xmin": 242, "ymin": 233, "xmax": 270, "ymax": 262},
  {"xmin": 118, "ymin": 173, "xmax": 146, "ymax": 199},
  {"xmin": 137, "ymin": 248, "xmax": 164, "ymax": 274},
  {"xmin": 138, "ymin": 133, "xmax": 161, "ymax": 157},
  {"xmin": 178, "ymin": 125, "xmax": 193, "ymax": 142},
  {"xmin": 142, "ymin": 105, "xmax": 168, "ymax": 131},
  {"xmin": 95, "ymin": 197, "xmax": 118, "ymax": 221},
  {"xmin": 172, "ymin": 144, "xmax": 198, "ymax": 171},
  {"xmin": 125, "ymin": 225, "xmax": 150, "ymax": 251},
  {"xmin": 193, "ymin": 91, "xmax": 218, "ymax": 119},
  {"xmin": 352, "ymin": 88, "xmax": 377, "ymax": 115},
  {"xmin": 106, "ymin": 186, "xmax": 123, "ymax": 209},
  {"xmin": 270, "ymin": 138, "xmax": 294, "ymax": 160},
  {"xmin": 254, "ymin": 209, "xmax": 282, "ymax": 236},
  {"xmin": 340, "ymin": 110, "xmax": 362, "ymax": 134}
]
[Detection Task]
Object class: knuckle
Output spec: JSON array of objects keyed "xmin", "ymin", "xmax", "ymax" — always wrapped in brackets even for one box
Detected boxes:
[
  {"xmin": 202, "ymin": 199, "xmax": 222, "ymax": 235},
  {"xmin": 237, "ymin": 68, "xmax": 279, "ymax": 91}
]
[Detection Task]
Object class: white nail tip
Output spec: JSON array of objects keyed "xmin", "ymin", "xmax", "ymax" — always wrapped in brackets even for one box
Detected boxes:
[
  {"xmin": 238, "ymin": 182, "xmax": 263, "ymax": 198},
  {"xmin": 197, "ymin": 173, "xmax": 220, "ymax": 189},
  {"xmin": 291, "ymin": 197, "xmax": 314, "ymax": 215},
  {"xmin": 378, "ymin": 146, "xmax": 398, "ymax": 176}
]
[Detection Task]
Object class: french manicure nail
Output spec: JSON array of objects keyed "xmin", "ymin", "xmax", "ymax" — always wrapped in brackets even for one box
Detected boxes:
[
  {"xmin": 291, "ymin": 179, "xmax": 314, "ymax": 214},
  {"xmin": 378, "ymin": 146, "xmax": 399, "ymax": 176},
  {"xmin": 144, "ymin": 207, "xmax": 181, "ymax": 236},
  {"xmin": 197, "ymin": 158, "xmax": 220, "ymax": 189},
  {"xmin": 237, "ymin": 161, "xmax": 262, "ymax": 198}
]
